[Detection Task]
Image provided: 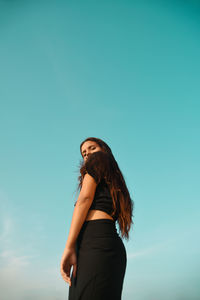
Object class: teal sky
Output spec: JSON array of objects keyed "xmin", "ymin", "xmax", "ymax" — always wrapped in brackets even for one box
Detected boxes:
[{"xmin": 0, "ymin": 0, "xmax": 200, "ymax": 299}]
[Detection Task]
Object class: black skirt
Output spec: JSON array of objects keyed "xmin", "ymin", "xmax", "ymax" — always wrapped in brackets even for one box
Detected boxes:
[{"xmin": 68, "ymin": 218, "xmax": 127, "ymax": 300}]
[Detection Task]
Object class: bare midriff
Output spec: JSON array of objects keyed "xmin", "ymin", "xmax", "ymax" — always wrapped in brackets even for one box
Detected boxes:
[{"xmin": 85, "ymin": 209, "xmax": 114, "ymax": 221}]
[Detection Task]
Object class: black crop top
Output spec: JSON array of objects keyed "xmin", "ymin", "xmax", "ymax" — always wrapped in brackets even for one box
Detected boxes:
[{"xmin": 76, "ymin": 151, "xmax": 119, "ymax": 222}]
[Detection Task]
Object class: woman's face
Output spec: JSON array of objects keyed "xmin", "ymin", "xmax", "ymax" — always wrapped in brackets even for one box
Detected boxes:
[{"xmin": 81, "ymin": 141, "xmax": 102, "ymax": 162}]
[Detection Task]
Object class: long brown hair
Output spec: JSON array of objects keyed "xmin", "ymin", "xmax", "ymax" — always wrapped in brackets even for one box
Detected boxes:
[{"xmin": 76, "ymin": 137, "xmax": 134, "ymax": 241}]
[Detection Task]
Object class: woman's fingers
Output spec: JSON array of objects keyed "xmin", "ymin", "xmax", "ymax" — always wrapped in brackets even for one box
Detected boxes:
[
  {"xmin": 60, "ymin": 266, "xmax": 72, "ymax": 285},
  {"xmin": 60, "ymin": 248, "xmax": 77, "ymax": 285},
  {"xmin": 61, "ymin": 271, "xmax": 71, "ymax": 285}
]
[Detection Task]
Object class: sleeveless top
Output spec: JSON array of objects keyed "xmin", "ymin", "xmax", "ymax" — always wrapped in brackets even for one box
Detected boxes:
[{"xmin": 75, "ymin": 151, "xmax": 119, "ymax": 222}]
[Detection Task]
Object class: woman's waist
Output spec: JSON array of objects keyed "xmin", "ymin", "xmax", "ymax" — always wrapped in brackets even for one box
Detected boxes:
[{"xmin": 85, "ymin": 209, "xmax": 114, "ymax": 221}]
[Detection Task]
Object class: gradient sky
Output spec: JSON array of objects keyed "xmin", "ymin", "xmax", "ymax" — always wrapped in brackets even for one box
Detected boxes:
[{"xmin": 0, "ymin": 0, "xmax": 200, "ymax": 299}]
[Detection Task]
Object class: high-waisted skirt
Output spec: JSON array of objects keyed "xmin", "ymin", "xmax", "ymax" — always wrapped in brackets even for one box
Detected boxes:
[{"xmin": 68, "ymin": 219, "xmax": 127, "ymax": 300}]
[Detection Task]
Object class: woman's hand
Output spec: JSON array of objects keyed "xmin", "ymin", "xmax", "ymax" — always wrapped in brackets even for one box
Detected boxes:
[{"xmin": 60, "ymin": 247, "xmax": 77, "ymax": 286}]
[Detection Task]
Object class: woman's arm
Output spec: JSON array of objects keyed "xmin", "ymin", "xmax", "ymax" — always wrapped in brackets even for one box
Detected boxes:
[{"xmin": 64, "ymin": 173, "xmax": 97, "ymax": 250}]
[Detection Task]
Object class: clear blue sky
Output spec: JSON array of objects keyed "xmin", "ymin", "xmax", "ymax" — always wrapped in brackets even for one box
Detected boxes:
[{"xmin": 0, "ymin": 0, "xmax": 199, "ymax": 299}]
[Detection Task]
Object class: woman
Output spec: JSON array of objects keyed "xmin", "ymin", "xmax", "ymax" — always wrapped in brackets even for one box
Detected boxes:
[{"xmin": 60, "ymin": 137, "xmax": 134, "ymax": 300}]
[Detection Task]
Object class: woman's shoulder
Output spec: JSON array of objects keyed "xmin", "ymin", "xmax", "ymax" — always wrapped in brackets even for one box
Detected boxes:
[
  {"xmin": 85, "ymin": 151, "xmax": 111, "ymax": 168},
  {"xmin": 84, "ymin": 151, "xmax": 111, "ymax": 184},
  {"xmin": 87, "ymin": 150, "xmax": 110, "ymax": 162}
]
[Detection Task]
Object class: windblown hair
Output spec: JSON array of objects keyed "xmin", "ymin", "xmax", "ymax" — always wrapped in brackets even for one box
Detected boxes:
[{"xmin": 76, "ymin": 137, "xmax": 134, "ymax": 241}]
